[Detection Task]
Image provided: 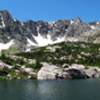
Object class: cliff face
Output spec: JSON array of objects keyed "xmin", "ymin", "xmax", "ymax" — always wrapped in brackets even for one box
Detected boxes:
[{"xmin": 0, "ymin": 10, "xmax": 100, "ymax": 52}]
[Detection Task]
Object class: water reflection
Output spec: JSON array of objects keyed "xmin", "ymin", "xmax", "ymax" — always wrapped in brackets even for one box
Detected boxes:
[{"xmin": 0, "ymin": 80, "xmax": 100, "ymax": 100}]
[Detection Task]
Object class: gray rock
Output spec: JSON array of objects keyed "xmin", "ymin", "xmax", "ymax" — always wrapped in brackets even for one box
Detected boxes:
[
  {"xmin": 0, "ymin": 60, "xmax": 13, "ymax": 70},
  {"xmin": 37, "ymin": 63, "xmax": 89, "ymax": 80},
  {"xmin": 66, "ymin": 68, "xmax": 88, "ymax": 79},
  {"xmin": 84, "ymin": 67, "xmax": 100, "ymax": 78},
  {"xmin": 20, "ymin": 66, "xmax": 33, "ymax": 74},
  {"xmin": 37, "ymin": 63, "xmax": 60, "ymax": 80},
  {"xmin": 70, "ymin": 64, "xmax": 85, "ymax": 70}
]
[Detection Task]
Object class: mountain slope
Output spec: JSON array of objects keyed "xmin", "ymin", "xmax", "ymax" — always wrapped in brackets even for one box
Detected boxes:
[
  {"xmin": 0, "ymin": 41, "xmax": 100, "ymax": 80},
  {"xmin": 0, "ymin": 10, "xmax": 100, "ymax": 52}
]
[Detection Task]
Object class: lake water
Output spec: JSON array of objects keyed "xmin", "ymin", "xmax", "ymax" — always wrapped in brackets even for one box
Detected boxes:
[{"xmin": 0, "ymin": 79, "xmax": 100, "ymax": 100}]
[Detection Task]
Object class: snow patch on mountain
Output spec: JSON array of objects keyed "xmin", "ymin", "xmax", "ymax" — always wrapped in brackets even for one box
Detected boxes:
[
  {"xmin": 70, "ymin": 20, "xmax": 74, "ymax": 24},
  {"xmin": 33, "ymin": 33, "xmax": 65, "ymax": 47},
  {"xmin": 0, "ymin": 40, "xmax": 14, "ymax": 52},
  {"xmin": 90, "ymin": 25, "xmax": 96, "ymax": 30},
  {"xmin": 27, "ymin": 38, "xmax": 37, "ymax": 46},
  {"xmin": 26, "ymin": 33, "xmax": 65, "ymax": 48},
  {"xmin": 0, "ymin": 16, "xmax": 5, "ymax": 28}
]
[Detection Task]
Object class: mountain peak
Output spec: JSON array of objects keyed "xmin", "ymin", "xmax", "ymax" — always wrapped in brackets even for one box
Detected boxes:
[
  {"xmin": 0, "ymin": 10, "xmax": 13, "ymax": 25},
  {"xmin": 73, "ymin": 16, "xmax": 82, "ymax": 24},
  {"xmin": 0, "ymin": 10, "xmax": 99, "ymax": 52},
  {"xmin": 0, "ymin": 10, "xmax": 12, "ymax": 19}
]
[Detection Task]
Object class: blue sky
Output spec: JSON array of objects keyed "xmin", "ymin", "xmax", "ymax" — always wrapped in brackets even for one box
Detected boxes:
[{"xmin": 0, "ymin": 0, "xmax": 100, "ymax": 22}]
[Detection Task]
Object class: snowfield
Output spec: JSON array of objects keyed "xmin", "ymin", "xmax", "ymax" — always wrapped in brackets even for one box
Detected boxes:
[{"xmin": 0, "ymin": 40, "xmax": 14, "ymax": 52}]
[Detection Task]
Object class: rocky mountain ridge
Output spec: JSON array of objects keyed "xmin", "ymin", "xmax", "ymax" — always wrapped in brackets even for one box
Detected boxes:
[{"xmin": 0, "ymin": 10, "xmax": 100, "ymax": 52}]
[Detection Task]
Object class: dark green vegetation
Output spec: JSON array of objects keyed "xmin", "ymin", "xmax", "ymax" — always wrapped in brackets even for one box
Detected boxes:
[
  {"xmin": 0, "ymin": 41, "xmax": 100, "ymax": 80},
  {"xmin": 0, "ymin": 41, "xmax": 100, "ymax": 70},
  {"xmin": 16, "ymin": 42, "xmax": 100, "ymax": 67}
]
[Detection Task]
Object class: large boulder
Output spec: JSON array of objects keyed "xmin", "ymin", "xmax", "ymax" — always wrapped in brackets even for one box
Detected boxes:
[
  {"xmin": 63, "ymin": 64, "xmax": 88, "ymax": 79},
  {"xmin": 37, "ymin": 63, "xmax": 63, "ymax": 80},
  {"xmin": 37, "ymin": 63, "xmax": 89, "ymax": 80},
  {"xmin": 84, "ymin": 67, "xmax": 100, "ymax": 78},
  {"xmin": 65, "ymin": 68, "xmax": 88, "ymax": 79}
]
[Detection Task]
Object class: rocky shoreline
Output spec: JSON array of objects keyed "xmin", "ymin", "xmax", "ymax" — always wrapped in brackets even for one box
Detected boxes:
[
  {"xmin": 0, "ymin": 60, "xmax": 37, "ymax": 80},
  {"xmin": 0, "ymin": 60, "xmax": 100, "ymax": 80},
  {"xmin": 38, "ymin": 63, "xmax": 100, "ymax": 80}
]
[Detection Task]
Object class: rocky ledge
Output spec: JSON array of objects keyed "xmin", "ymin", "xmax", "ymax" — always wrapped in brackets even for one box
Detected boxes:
[
  {"xmin": 0, "ymin": 60, "xmax": 100, "ymax": 80},
  {"xmin": 0, "ymin": 60, "xmax": 37, "ymax": 80},
  {"xmin": 38, "ymin": 63, "xmax": 100, "ymax": 80}
]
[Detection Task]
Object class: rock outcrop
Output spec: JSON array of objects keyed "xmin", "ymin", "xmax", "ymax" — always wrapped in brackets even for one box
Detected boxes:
[
  {"xmin": 0, "ymin": 61, "xmax": 100, "ymax": 80},
  {"xmin": 38, "ymin": 63, "xmax": 65, "ymax": 80},
  {"xmin": 38, "ymin": 63, "xmax": 100, "ymax": 80},
  {"xmin": 0, "ymin": 60, "xmax": 37, "ymax": 80},
  {"xmin": 0, "ymin": 60, "xmax": 13, "ymax": 69}
]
